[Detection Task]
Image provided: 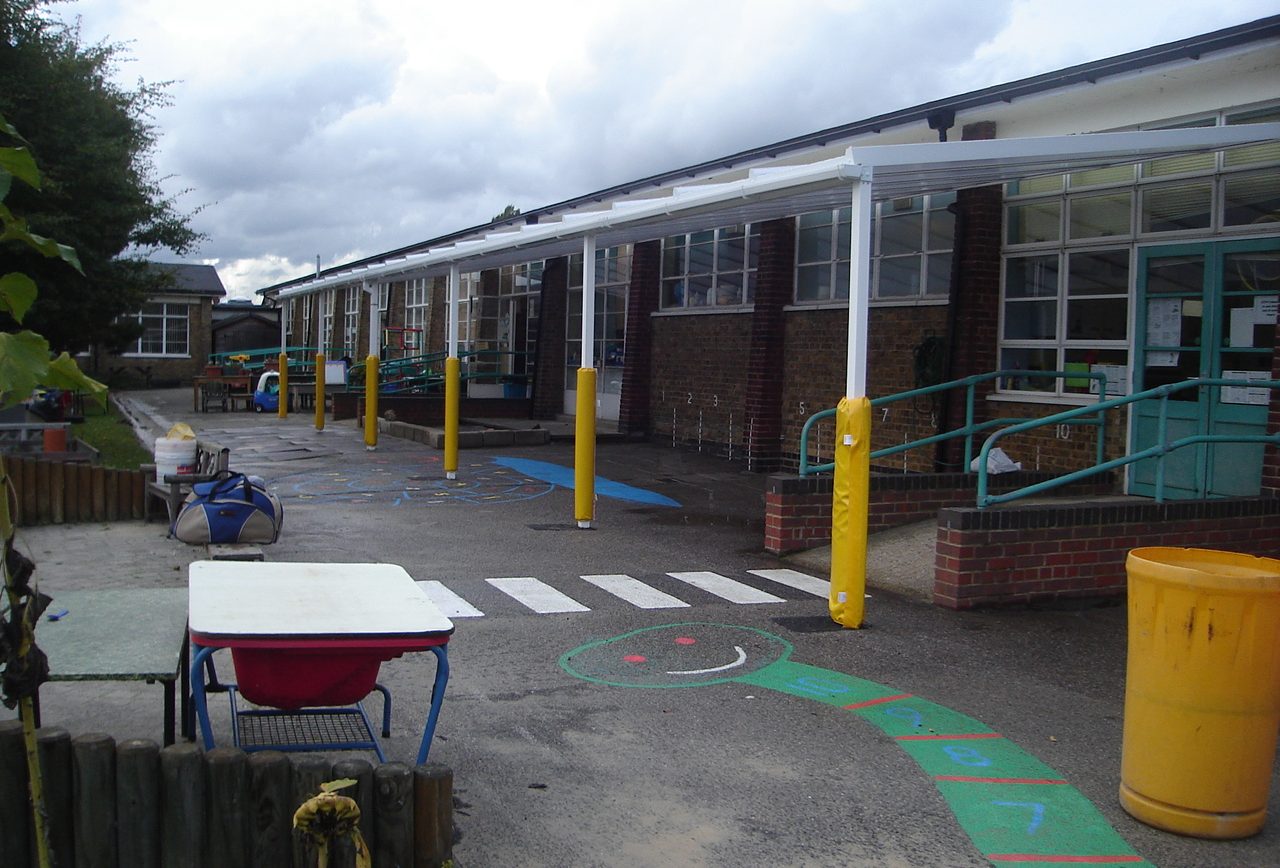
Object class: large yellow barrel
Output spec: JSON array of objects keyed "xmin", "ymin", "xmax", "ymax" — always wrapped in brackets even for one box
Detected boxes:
[{"xmin": 1120, "ymin": 547, "xmax": 1280, "ymax": 838}]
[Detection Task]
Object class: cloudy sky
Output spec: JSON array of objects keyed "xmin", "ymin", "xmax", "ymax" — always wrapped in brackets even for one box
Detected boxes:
[{"xmin": 56, "ymin": 0, "xmax": 1277, "ymax": 299}]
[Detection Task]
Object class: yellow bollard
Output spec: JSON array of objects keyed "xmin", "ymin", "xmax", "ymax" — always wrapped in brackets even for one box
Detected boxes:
[
  {"xmin": 444, "ymin": 357, "xmax": 459, "ymax": 479},
  {"xmin": 364, "ymin": 354, "xmax": 378, "ymax": 450},
  {"xmin": 277, "ymin": 352, "xmax": 288, "ymax": 419},
  {"xmin": 314, "ymin": 353, "xmax": 325, "ymax": 432},
  {"xmin": 574, "ymin": 368, "xmax": 596, "ymax": 528},
  {"xmin": 829, "ymin": 395, "xmax": 870, "ymax": 629},
  {"xmin": 1121, "ymin": 547, "xmax": 1280, "ymax": 838}
]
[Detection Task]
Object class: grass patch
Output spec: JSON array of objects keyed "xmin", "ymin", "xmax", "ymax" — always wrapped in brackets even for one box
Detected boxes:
[{"xmin": 71, "ymin": 398, "xmax": 152, "ymax": 469}]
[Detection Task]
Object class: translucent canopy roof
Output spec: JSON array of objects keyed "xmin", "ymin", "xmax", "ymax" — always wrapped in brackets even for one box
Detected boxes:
[{"xmin": 277, "ymin": 123, "xmax": 1280, "ymax": 299}]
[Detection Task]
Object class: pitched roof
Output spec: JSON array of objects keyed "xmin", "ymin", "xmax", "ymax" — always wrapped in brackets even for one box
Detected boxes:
[{"xmin": 150, "ymin": 262, "xmax": 227, "ymax": 298}]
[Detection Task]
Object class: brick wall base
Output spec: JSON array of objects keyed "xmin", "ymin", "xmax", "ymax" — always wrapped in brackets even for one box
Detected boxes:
[
  {"xmin": 936, "ymin": 497, "xmax": 1280, "ymax": 609},
  {"xmin": 764, "ymin": 471, "xmax": 1117, "ymax": 554}
]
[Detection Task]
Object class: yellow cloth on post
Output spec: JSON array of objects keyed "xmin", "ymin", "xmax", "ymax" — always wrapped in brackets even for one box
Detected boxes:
[
  {"xmin": 829, "ymin": 395, "xmax": 870, "ymax": 629},
  {"xmin": 293, "ymin": 791, "xmax": 371, "ymax": 868}
]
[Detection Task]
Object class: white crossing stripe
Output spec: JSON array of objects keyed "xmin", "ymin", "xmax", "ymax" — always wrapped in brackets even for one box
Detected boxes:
[
  {"xmin": 415, "ymin": 580, "xmax": 485, "ymax": 618},
  {"xmin": 487, "ymin": 577, "xmax": 591, "ymax": 613},
  {"xmin": 666, "ymin": 571, "xmax": 786, "ymax": 604},
  {"xmin": 747, "ymin": 569, "xmax": 830, "ymax": 598},
  {"xmin": 581, "ymin": 574, "xmax": 690, "ymax": 609}
]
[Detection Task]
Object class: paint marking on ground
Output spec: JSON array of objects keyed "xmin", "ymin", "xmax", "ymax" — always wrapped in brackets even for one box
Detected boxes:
[
  {"xmin": 843, "ymin": 693, "xmax": 914, "ymax": 710},
  {"xmin": 581, "ymin": 574, "xmax": 690, "ymax": 609},
  {"xmin": 747, "ymin": 568, "xmax": 829, "ymax": 597},
  {"xmin": 666, "ymin": 571, "xmax": 786, "ymax": 604},
  {"xmin": 896, "ymin": 732, "xmax": 1004, "ymax": 741},
  {"xmin": 935, "ymin": 776, "xmax": 1068, "ymax": 785},
  {"xmin": 487, "ymin": 577, "xmax": 591, "ymax": 613},
  {"xmin": 415, "ymin": 580, "xmax": 484, "ymax": 618},
  {"xmin": 985, "ymin": 854, "xmax": 1146, "ymax": 863}
]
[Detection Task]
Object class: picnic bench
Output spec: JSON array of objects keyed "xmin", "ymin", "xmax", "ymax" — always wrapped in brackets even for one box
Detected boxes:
[{"xmin": 144, "ymin": 439, "xmax": 231, "ymax": 524}]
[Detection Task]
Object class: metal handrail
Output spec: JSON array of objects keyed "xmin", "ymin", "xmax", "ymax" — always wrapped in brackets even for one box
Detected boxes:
[
  {"xmin": 976, "ymin": 377, "xmax": 1280, "ymax": 507},
  {"xmin": 798, "ymin": 369, "xmax": 1110, "ymax": 476},
  {"xmin": 346, "ymin": 349, "xmax": 531, "ymax": 394}
]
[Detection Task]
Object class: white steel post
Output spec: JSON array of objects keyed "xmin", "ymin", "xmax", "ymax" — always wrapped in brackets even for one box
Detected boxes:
[
  {"xmin": 575, "ymin": 236, "xmax": 598, "ymax": 528},
  {"xmin": 444, "ymin": 265, "xmax": 461, "ymax": 479}
]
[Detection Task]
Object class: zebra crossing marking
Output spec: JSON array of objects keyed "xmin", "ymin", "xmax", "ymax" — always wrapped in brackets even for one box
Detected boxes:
[
  {"xmin": 748, "ymin": 568, "xmax": 830, "ymax": 597},
  {"xmin": 416, "ymin": 580, "xmax": 485, "ymax": 618},
  {"xmin": 666, "ymin": 571, "xmax": 786, "ymax": 604},
  {"xmin": 487, "ymin": 577, "xmax": 591, "ymax": 614},
  {"xmin": 581, "ymin": 574, "xmax": 690, "ymax": 609}
]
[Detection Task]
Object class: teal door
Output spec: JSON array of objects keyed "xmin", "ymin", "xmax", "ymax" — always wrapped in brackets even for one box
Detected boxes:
[{"xmin": 1130, "ymin": 238, "xmax": 1280, "ymax": 498}]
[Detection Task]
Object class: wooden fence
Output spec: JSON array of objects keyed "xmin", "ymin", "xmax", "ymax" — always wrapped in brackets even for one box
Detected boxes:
[
  {"xmin": 3, "ymin": 456, "xmax": 150, "ymax": 526},
  {"xmin": 0, "ymin": 722, "xmax": 454, "ymax": 868}
]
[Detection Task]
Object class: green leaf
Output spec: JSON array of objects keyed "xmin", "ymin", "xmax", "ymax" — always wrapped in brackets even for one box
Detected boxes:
[
  {"xmin": 0, "ymin": 146, "xmax": 41, "ymax": 189},
  {"xmin": 43, "ymin": 353, "xmax": 107, "ymax": 407},
  {"xmin": 0, "ymin": 272, "xmax": 37, "ymax": 322},
  {"xmin": 0, "ymin": 112, "xmax": 29, "ymax": 145},
  {"xmin": 0, "ymin": 217, "xmax": 83, "ymax": 274},
  {"xmin": 320, "ymin": 778, "xmax": 357, "ymax": 793},
  {"xmin": 0, "ymin": 331, "xmax": 52, "ymax": 410},
  {"xmin": 0, "ymin": 171, "xmax": 10, "ymax": 202}
]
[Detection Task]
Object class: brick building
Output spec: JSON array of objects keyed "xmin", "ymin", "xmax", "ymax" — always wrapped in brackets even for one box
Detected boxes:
[{"xmin": 260, "ymin": 19, "xmax": 1280, "ymax": 533}]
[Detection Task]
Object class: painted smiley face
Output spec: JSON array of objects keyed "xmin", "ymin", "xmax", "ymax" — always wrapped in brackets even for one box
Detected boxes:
[{"xmin": 559, "ymin": 623, "xmax": 793, "ymax": 688}]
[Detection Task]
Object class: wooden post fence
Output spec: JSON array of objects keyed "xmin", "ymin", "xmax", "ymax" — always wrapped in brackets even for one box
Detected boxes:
[
  {"xmin": 0, "ymin": 721, "xmax": 454, "ymax": 868},
  {"xmin": 4, "ymin": 457, "xmax": 148, "ymax": 526}
]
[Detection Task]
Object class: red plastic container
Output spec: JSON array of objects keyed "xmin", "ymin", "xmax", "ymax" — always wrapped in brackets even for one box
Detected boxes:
[{"xmin": 231, "ymin": 647, "xmax": 400, "ymax": 709}]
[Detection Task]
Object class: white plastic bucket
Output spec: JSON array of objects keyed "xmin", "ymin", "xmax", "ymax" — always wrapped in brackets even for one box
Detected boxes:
[{"xmin": 154, "ymin": 436, "xmax": 197, "ymax": 482}]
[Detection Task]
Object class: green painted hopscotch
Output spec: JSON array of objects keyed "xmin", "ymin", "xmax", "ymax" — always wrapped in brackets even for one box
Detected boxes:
[{"xmin": 560, "ymin": 623, "xmax": 1152, "ymax": 867}]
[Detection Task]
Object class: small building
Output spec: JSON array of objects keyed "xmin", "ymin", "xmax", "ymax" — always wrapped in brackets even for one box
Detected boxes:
[
  {"xmin": 212, "ymin": 299, "xmax": 280, "ymax": 358},
  {"xmin": 87, "ymin": 262, "xmax": 226, "ymax": 387}
]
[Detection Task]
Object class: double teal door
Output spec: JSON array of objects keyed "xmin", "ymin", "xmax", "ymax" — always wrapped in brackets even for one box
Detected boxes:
[{"xmin": 1130, "ymin": 238, "xmax": 1280, "ymax": 498}]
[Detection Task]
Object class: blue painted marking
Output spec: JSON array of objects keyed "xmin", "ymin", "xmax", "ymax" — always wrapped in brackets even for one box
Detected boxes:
[
  {"xmin": 785, "ymin": 676, "xmax": 851, "ymax": 698},
  {"xmin": 943, "ymin": 745, "xmax": 992, "ymax": 767},
  {"xmin": 884, "ymin": 706, "xmax": 924, "ymax": 728},
  {"xmin": 991, "ymin": 800, "xmax": 1045, "ymax": 835},
  {"xmin": 493, "ymin": 457, "xmax": 680, "ymax": 507}
]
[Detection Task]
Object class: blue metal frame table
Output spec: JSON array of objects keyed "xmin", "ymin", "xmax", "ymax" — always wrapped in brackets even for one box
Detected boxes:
[{"xmin": 188, "ymin": 561, "xmax": 453, "ymax": 763}]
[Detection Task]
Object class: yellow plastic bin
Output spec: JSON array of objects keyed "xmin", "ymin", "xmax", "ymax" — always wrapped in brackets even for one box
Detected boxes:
[{"xmin": 1120, "ymin": 547, "xmax": 1280, "ymax": 839}]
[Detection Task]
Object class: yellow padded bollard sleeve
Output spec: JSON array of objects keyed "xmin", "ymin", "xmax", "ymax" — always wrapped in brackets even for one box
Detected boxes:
[
  {"xmin": 314, "ymin": 353, "xmax": 326, "ymax": 432},
  {"xmin": 574, "ymin": 368, "xmax": 597, "ymax": 525},
  {"xmin": 363, "ymin": 354, "xmax": 378, "ymax": 448},
  {"xmin": 277, "ymin": 352, "xmax": 288, "ymax": 419},
  {"xmin": 444, "ymin": 357, "xmax": 460, "ymax": 475},
  {"xmin": 830, "ymin": 395, "xmax": 871, "ymax": 629}
]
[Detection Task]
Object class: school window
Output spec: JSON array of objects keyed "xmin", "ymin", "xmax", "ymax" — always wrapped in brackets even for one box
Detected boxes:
[
  {"xmin": 998, "ymin": 103, "xmax": 1280, "ymax": 399},
  {"xmin": 794, "ymin": 193, "xmax": 955, "ymax": 304},
  {"xmin": 568, "ymin": 246, "xmax": 631, "ymax": 394},
  {"xmin": 343, "ymin": 288, "xmax": 360, "ymax": 353},
  {"xmin": 319, "ymin": 289, "xmax": 335, "ymax": 352},
  {"xmin": 124, "ymin": 302, "xmax": 189, "ymax": 356},
  {"xmin": 300, "ymin": 295, "xmax": 313, "ymax": 346},
  {"xmin": 660, "ymin": 225, "xmax": 759, "ymax": 309},
  {"xmin": 405, "ymin": 278, "xmax": 430, "ymax": 335}
]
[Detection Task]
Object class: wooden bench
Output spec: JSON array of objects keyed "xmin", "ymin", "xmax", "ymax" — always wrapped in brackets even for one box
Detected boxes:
[{"xmin": 144, "ymin": 439, "xmax": 231, "ymax": 524}]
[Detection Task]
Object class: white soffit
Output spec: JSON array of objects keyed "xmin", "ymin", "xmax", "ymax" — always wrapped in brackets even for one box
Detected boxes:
[{"xmin": 277, "ymin": 123, "xmax": 1280, "ymax": 299}]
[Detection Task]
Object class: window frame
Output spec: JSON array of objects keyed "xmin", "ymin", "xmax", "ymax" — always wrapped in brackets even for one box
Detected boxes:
[
  {"xmin": 660, "ymin": 224, "xmax": 759, "ymax": 311},
  {"xmin": 120, "ymin": 299, "xmax": 191, "ymax": 358}
]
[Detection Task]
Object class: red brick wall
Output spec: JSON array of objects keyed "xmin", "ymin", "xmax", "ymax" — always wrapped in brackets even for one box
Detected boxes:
[
  {"xmin": 619, "ymin": 241, "xmax": 660, "ymax": 434},
  {"xmin": 744, "ymin": 218, "xmax": 795, "ymax": 470},
  {"xmin": 650, "ymin": 312, "xmax": 752, "ymax": 455},
  {"xmin": 780, "ymin": 305, "xmax": 949, "ymax": 472},
  {"xmin": 531, "ymin": 257, "xmax": 568, "ymax": 419},
  {"xmin": 935, "ymin": 498, "xmax": 1280, "ymax": 609},
  {"xmin": 427, "ymin": 276, "xmax": 447, "ymax": 356},
  {"xmin": 762, "ymin": 470, "xmax": 1116, "ymax": 554}
]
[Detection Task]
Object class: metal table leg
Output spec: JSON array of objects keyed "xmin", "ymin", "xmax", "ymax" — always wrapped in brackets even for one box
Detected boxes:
[{"xmin": 415, "ymin": 645, "xmax": 450, "ymax": 764}]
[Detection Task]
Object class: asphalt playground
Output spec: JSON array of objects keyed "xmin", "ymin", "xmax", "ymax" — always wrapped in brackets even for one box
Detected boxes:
[{"xmin": 15, "ymin": 388, "xmax": 1280, "ymax": 867}]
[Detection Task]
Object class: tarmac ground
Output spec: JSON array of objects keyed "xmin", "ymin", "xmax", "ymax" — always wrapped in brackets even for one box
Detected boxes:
[{"xmin": 12, "ymin": 388, "xmax": 1280, "ymax": 867}]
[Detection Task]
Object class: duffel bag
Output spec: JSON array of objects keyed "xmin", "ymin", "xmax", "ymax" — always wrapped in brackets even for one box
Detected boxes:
[{"xmin": 172, "ymin": 472, "xmax": 284, "ymax": 545}]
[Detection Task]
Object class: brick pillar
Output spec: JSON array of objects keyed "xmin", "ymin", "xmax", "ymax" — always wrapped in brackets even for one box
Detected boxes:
[
  {"xmin": 1264, "ymin": 332, "xmax": 1280, "ymax": 493},
  {"xmin": 427, "ymin": 276, "xmax": 447, "ymax": 354},
  {"xmin": 744, "ymin": 217, "xmax": 796, "ymax": 472},
  {"xmin": 531, "ymin": 256, "xmax": 568, "ymax": 419},
  {"xmin": 942, "ymin": 120, "xmax": 1002, "ymax": 471},
  {"xmin": 356, "ymin": 286, "xmax": 370, "ymax": 359},
  {"xmin": 618, "ymin": 240, "xmax": 660, "ymax": 435}
]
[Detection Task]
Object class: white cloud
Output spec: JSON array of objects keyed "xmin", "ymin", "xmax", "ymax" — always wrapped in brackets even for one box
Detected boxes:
[{"xmin": 57, "ymin": 0, "xmax": 1279, "ymax": 299}]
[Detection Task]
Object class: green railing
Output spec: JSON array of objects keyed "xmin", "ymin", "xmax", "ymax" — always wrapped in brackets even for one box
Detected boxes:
[
  {"xmin": 346, "ymin": 349, "xmax": 531, "ymax": 395},
  {"xmin": 975, "ymin": 378, "xmax": 1280, "ymax": 507},
  {"xmin": 798, "ymin": 370, "xmax": 1110, "ymax": 477},
  {"xmin": 207, "ymin": 346, "xmax": 342, "ymax": 376}
]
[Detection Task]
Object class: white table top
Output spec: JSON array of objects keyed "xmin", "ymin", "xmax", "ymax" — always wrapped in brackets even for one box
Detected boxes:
[{"xmin": 188, "ymin": 561, "xmax": 453, "ymax": 639}]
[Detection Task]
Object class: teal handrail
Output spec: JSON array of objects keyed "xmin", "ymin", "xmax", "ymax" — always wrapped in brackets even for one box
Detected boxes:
[
  {"xmin": 798, "ymin": 369, "xmax": 1110, "ymax": 476},
  {"xmin": 346, "ymin": 349, "xmax": 531, "ymax": 395},
  {"xmin": 976, "ymin": 377, "xmax": 1280, "ymax": 507}
]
